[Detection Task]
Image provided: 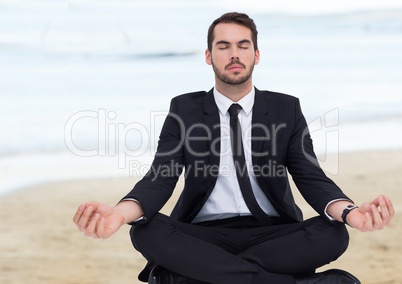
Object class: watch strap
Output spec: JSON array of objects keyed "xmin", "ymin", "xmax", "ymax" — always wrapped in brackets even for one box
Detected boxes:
[{"xmin": 341, "ymin": 205, "xmax": 358, "ymax": 226}]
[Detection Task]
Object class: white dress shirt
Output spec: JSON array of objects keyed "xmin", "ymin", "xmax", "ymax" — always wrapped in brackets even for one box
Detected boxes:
[{"xmin": 192, "ymin": 88, "xmax": 280, "ymax": 223}]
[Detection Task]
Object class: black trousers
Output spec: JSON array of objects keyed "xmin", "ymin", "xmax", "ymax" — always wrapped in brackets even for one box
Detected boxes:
[{"xmin": 130, "ymin": 213, "xmax": 349, "ymax": 284}]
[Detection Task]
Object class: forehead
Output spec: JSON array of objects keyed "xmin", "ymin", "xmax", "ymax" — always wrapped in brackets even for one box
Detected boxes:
[{"xmin": 213, "ymin": 23, "xmax": 252, "ymax": 43}]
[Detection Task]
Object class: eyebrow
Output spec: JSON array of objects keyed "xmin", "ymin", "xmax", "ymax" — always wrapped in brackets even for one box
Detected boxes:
[{"xmin": 215, "ymin": 39, "xmax": 252, "ymax": 46}]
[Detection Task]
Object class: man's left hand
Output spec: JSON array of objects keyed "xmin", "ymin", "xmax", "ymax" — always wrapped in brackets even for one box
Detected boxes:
[{"xmin": 347, "ymin": 195, "xmax": 395, "ymax": 232}]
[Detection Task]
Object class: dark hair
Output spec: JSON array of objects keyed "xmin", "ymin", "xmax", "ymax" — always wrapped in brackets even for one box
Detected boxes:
[{"xmin": 207, "ymin": 12, "xmax": 258, "ymax": 51}]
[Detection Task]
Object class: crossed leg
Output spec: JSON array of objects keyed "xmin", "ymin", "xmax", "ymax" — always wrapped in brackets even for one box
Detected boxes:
[{"xmin": 130, "ymin": 213, "xmax": 349, "ymax": 284}]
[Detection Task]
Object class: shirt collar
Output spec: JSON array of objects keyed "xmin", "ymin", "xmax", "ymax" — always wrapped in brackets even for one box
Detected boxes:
[{"xmin": 213, "ymin": 87, "xmax": 255, "ymax": 116}]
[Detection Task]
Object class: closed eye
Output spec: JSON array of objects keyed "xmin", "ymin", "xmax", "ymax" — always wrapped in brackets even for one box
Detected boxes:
[
  {"xmin": 216, "ymin": 40, "xmax": 231, "ymax": 50},
  {"xmin": 238, "ymin": 40, "xmax": 252, "ymax": 49}
]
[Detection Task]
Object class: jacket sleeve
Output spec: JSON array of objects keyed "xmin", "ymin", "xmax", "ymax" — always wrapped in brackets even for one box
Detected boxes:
[
  {"xmin": 120, "ymin": 98, "xmax": 185, "ymax": 223},
  {"xmin": 286, "ymin": 98, "xmax": 351, "ymax": 221}
]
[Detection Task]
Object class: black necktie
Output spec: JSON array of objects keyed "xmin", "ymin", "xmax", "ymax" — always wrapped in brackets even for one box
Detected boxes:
[{"xmin": 228, "ymin": 103, "xmax": 270, "ymax": 223}]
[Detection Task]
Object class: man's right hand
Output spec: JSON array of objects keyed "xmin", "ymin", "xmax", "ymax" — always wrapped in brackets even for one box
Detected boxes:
[{"xmin": 73, "ymin": 201, "xmax": 144, "ymax": 239}]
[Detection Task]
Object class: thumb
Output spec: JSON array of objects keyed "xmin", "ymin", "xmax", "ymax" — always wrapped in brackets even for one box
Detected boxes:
[
  {"xmin": 359, "ymin": 202, "xmax": 372, "ymax": 213},
  {"xmin": 97, "ymin": 218, "xmax": 110, "ymax": 239}
]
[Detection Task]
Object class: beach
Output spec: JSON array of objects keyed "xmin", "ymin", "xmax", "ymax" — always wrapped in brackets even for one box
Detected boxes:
[
  {"xmin": 1, "ymin": 3, "xmax": 402, "ymax": 283},
  {"xmin": 1, "ymin": 149, "xmax": 401, "ymax": 284}
]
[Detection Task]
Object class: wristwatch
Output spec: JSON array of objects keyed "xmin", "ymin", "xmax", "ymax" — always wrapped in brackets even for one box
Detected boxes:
[{"xmin": 341, "ymin": 205, "xmax": 358, "ymax": 226}]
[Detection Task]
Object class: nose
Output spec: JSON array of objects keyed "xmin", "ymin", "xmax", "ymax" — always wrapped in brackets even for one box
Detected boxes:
[{"xmin": 231, "ymin": 56, "xmax": 239, "ymax": 61}]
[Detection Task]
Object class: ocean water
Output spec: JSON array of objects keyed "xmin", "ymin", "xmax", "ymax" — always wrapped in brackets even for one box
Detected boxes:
[{"xmin": 1, "ymin": 2, "xmax": 402, "ymax": 194}]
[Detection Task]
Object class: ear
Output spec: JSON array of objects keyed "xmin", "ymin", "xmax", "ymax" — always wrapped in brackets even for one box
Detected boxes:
[
  {"xmin": 254, "ymin": 49, "xmax": 260, "ymax": 65},
  {"xmin": 205, "ymin": 49, "xmax": 212, "ymax": 65}
]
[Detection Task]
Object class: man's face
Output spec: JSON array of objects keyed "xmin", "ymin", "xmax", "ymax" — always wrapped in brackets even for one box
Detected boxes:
[{"xmin": 206, "ymin": 23, "xmax": 260, "ymax": 86}]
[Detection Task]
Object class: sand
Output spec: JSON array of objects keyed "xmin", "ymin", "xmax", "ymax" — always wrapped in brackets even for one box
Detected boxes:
[{"xmin": 1, "ymin": 150, "xmax": 401, "ymax": 284}]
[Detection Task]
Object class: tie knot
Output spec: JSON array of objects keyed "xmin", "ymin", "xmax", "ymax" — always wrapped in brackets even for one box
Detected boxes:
[{"xmin": 228, "ymin": 103, "xmax": 242, "ymax": 117}]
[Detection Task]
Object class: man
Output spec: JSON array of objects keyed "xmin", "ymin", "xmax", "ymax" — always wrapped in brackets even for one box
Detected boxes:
[{"xmin": 73, "ymin": 12, "xmax": 394, "ymax": 284}]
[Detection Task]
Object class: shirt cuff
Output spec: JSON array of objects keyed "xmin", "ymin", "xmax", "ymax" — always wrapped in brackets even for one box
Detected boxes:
[{"xmin": 324, "ymin": 198, "xmax": 351, "ymax": 221}]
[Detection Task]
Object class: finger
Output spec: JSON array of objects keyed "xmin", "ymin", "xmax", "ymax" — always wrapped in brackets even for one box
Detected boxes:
[
  {"xmin": 384, "ymin": 196, "xmax": 395, "ymax": 224},
  {"xmin": 370, "ymin": 195, "xmax": 382, "ymax": 207},
  {"xmin": 359, "ymin": 202, "xmax": 372, "ymax": 213},
  {"xmin": 84, "ymin": 213, "xmax": 101, "ymax": 239},
  {"xmin": 363, "ymin": 212, "xmax": 373, "ymax": 232},
  {"xmin": 77, "ymin": 206, "xmax": 94, "ymax": 230},
  {"xmin": 73, "ymin": 205, "xmax": 85, "ymax": 228},
  {"xmin": 96, "ymin": 217, "xmax": 108, "ymax": 239},
  {"xmin": 385, "ymin": 196, "xmax": 395, "ymax": 216},
  {"xmin": 370, "ymin": 204, "xmax": 384, "ymax": 230},
  {"xmin": 84, "ymin": 201, "xmax": 100, "ymax": 212},
  {"xmin": 378, "ymin": 196, "xmax": 390, "ymax": 226}
]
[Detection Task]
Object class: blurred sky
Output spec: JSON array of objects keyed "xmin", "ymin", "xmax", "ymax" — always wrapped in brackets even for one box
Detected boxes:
[
  {"xmin": 2, "ymin": 0, "xmax": 402, "ymax": 14},
  {"xmin": 226, "ymin": 0, "xmax": 402, "ymax": 14},
  {"xmin": 1, "ymin": 0, "xmax": 402, "ymax": 193}
]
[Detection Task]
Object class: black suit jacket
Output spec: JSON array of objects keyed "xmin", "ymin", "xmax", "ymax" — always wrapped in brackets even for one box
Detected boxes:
[{"xmin": 122, "ymin": 88, "xmax": 349, "ymax": 224}]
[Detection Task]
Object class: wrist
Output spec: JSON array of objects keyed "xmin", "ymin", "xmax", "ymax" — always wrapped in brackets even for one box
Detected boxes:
[
  {"xmin": 327, "ymin": 200, "xmax": 355, "ymax": 222},
  {"xmin": 341, "ymin": 204, "xmax": 359, "ymax": 226},
  {"xmin": 114, "ymin": 200, "xmax": 144, "ymax": 224}
]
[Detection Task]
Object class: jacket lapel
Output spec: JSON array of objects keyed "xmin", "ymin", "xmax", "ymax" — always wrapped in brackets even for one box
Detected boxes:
[
  {"xmin": 203, "ymin": 89, "xmax": 221, "ymax": 169},
  {"xmin": 251, "ymin": 88, "xmax": 270, "ymax": 166}
]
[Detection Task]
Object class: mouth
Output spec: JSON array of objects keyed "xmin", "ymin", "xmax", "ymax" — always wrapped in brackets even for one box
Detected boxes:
[{"xmin": 226, "ymin": 64, "xmax": 245, "ymax": 72}]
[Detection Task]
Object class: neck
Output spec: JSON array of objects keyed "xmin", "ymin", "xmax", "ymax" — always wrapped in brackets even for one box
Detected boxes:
[{"xmin": 215, "ymin": 79, "xmax": 253, "ymax": 102}]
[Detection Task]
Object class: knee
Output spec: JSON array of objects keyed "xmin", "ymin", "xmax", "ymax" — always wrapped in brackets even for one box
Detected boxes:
[
  {"xmin": 334, "ymin": 223, "xmax": 350, "ymax": 254},
  {"xmin": 129, "ymin": 213, "xmax": 171, "ymax": 252},
  {"xmin": 307, "ymin": 217, "xmax": 350, "ymax": 259},
  {"xmin": 323, "ymin": 222, "xmax": 350, "ymax": 258},
  {"xmin": 129, "ymin": 223, "xmax": 145, "ymax": 251}
]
